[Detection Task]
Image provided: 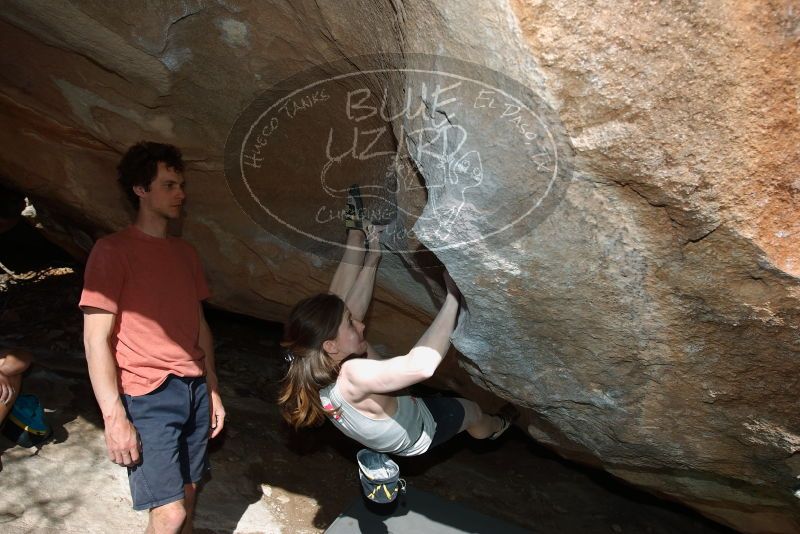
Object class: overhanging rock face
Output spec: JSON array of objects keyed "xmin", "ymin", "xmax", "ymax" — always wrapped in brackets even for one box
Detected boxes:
[{"xmin": 1, "ymin": 1, "xmax": 798, "ymax": 531}]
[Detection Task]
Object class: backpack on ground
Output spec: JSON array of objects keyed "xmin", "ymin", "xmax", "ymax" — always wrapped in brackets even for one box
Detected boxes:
[{"xmin": 1, "ymin": 394, "xmax": 52, "ymax": 448}]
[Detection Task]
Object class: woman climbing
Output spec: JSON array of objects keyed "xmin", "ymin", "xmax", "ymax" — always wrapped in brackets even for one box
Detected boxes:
[{"xmin": 278, "ymin": 187, "xmax": 513, "ymax": 456}]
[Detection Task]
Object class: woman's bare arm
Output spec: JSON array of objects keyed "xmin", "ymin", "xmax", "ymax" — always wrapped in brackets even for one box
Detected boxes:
[
  {"xmin": 329, "ymin": 229, "xmax": 368, "ymax": 300},
  {"xmin": 344, "ymin": 225, "xmax": 383, "ymax": 321},
  {"xmin": 341, "ymin": 282, "xmax": 460, "ymax": 396}
]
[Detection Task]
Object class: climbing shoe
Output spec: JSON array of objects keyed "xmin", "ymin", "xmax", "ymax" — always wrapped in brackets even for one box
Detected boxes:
[
  {"xmin": 345, "ymin": 184, "xmax": 367, "ymax": 230},
  {"xmin": 489, "ymin": 403, "xmax": 519, "ymax": 440}
]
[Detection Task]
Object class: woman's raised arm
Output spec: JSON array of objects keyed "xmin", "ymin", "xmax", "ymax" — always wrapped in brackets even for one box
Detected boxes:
[
  {"xmin": 343, "ymin": 225, "xmax": 383, "ymax": 321},
  {"xmin": 329, "ymin": 228, "xmax": 369, "ymax": 301},
  {"xmin": 340, "ymin": 273, "xmax": 461, "ymax": 396}
]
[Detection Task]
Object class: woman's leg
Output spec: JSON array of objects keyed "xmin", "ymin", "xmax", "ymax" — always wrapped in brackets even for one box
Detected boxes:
[
  {"xmin": 0, "ymin": 373, "xmax": 23, "ymax": 425},
  {"xmin": 456, "ymin": 398, "xmax": 504, "ymax": 440},
  {"xmin": 423, "ymin": 396, "xmax": 504, "ymax": 449},
  {"xmin": 0, "ymin": 349, "xmax": 31, "ymax": 425}
]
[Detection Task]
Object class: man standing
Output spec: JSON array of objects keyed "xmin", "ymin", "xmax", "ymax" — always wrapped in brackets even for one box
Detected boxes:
[{"xmin": 80, "ymin": 142, "xmax": 225, "ymax": 533}]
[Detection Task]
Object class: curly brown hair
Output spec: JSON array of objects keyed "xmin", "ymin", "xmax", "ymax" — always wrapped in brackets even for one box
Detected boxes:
[{"xmin": 117, "ymin": 142, "xmax": 184, "ymax": 208}]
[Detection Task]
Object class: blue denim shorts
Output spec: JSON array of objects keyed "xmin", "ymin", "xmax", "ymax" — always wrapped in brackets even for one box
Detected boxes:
[{"xmin": 121, "ymin": 375, "xmax": 210, "ymax": 511}]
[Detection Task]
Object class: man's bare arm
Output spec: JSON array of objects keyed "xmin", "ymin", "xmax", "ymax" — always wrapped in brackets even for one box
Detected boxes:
[
  {"xmin": 83, "ymin": 307, "xmax": 140, "ymax": 466},
  {"xmin": 198, "ymin": 305, "xmax": 225, "ymax": 438}
]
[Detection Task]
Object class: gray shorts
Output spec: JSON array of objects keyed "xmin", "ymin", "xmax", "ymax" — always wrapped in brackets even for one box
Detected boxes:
[
  {"xmin": 121, "ymin": 375, "xmax": 210, "ymax": 511},
  {"xmin": 422, "ymin": 396, "xmax": 466, "ymax": 449}
]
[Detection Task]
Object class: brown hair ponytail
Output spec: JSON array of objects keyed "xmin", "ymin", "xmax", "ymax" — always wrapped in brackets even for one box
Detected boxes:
[{"xmin": 278, "ymin": 293, "xmax": 345, "ymax": 429}]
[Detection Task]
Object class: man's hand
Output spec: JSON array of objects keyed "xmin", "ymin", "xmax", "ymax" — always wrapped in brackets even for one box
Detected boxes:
[
  {"xmin": 0, "ymin": 372, "xmax": 14, "ymax": 405},
  {"xmin": 209, "ymin": 389, "xmax": 226, "ymax": 439},
  {"xmin": 104, "ymin": 404, "xmax": 140, "ymax": 466}
]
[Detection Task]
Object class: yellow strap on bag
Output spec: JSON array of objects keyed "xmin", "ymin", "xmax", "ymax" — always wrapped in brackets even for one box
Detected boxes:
[
  {"xmin": 8, "ymin": 414, "xmax": 48, "ymax": 436},
  {"xmin": 367, "ymin": 484, "xmax": 395, "ymax": 502}
]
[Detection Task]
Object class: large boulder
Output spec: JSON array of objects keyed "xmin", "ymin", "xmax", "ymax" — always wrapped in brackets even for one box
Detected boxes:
[{"xmin": 0, "ymin": 1, "xmax": 798, "ymax": 531}]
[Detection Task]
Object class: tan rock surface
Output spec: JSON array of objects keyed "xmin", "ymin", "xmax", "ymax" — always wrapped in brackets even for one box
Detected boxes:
[{"xmin": 0, "ymin": 1, "xmax": 798, "ymax": 531}]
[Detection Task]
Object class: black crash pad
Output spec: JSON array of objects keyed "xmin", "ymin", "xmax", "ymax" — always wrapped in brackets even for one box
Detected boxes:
[{"xmin": 325, "ymin": 487, "xmax": 534, "ymax": 534}]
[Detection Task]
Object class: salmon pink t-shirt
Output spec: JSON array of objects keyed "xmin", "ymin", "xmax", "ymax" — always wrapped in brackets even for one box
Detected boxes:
[{"xmin": 79, "ymin": 226, "xmax": 210, "ymax": 395}]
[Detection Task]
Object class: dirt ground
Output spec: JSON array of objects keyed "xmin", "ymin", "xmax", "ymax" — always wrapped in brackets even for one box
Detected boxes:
[{"xmin": 0, "ymin": 265, "xmax": 735, "ymax": 533}]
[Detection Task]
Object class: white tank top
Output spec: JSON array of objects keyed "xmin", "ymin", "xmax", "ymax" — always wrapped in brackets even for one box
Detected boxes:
[{"xmin": 320, "ymin": 381, "xmax": 436, "ymax": 456}]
